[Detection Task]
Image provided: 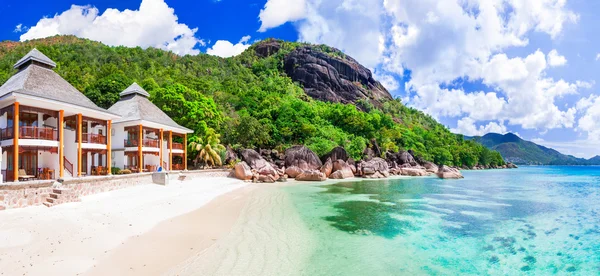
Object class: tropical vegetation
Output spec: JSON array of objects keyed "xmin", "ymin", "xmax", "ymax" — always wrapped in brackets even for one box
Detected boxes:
[{"xmin": 0, "ymin": 36, "xmax": 505, "ymax": 167}]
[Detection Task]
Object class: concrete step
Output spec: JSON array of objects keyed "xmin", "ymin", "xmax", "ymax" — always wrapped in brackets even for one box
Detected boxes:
[
  {"xmin": 53, "ymin": 189, "xmax": 63, "ymax": 194},
  {"xmin": 42, "ymin": 202, "xmax": 52, "ymax": 207},
  {"xmin": 50, "ymin": 193, "xmax": 59, "ymax": 199}
]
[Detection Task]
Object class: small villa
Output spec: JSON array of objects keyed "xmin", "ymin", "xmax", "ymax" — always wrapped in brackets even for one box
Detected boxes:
[
  {"xmin": 107, "ymin": 83, "xmax": 193, "ymax": 173},
  {"xmin": 0, "ymin": 49, "xmax": 191, "ymax": 182}
]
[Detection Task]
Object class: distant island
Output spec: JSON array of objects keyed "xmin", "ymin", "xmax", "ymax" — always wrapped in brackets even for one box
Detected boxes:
[{"xmin": 469, "ymin": 133, "xmax": 600, "ymax": 165}]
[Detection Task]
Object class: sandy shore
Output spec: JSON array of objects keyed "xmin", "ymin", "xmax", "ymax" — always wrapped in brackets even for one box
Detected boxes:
[{"xmin": 0, "ymin": 176, "xmax": 247, "ymax": 276}]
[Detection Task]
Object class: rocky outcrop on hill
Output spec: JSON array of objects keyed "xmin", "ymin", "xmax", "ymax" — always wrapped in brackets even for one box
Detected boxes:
[{"xmin": 254, "ymin": 40, "xmax": 392, "ymax": 107}]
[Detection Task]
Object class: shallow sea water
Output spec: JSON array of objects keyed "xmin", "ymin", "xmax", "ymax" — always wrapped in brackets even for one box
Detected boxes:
[{"xmin": 285, "ymin": 166, "xmax": 600, "ymax": 275}]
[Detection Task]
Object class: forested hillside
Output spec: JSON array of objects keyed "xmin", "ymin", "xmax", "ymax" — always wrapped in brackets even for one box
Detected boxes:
[
  {"xmin": 474, "ymin": 133, "xmax": 600, "ymax": 165},
  {"xmin": 0, "ymin": 35, "xmax": 504, "ymax": 167}
]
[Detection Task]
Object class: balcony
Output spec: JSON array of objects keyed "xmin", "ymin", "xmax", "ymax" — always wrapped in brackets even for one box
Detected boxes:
[
  {"xmin": 124, "ymin": 139, "xmax": 159, "ymax": 148},
  {"xmin": 82, "ymin": 133, "xmax": 107, "ymax": 144},
  {"xmin": 0, "ymin": 126, "xmax": 58, "ymax": 141},
  {"xmin": 172, "ymin": 142, "xmax": 184, "ymax": 150}
]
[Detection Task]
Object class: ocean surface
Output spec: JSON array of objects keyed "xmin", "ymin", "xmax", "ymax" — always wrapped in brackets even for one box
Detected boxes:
[{"xmin": 285, "ymin": 166, "xmax": 600, "ymax": 275}]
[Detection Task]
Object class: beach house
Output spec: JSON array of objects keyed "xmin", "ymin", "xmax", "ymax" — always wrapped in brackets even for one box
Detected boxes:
[
  {"xmin": 0, "ymin": 49, "xmax": 120, "ymax": 182},
  {"xmin": 108, "ymin": 83, "xmax": 192, "ymax": 173}
]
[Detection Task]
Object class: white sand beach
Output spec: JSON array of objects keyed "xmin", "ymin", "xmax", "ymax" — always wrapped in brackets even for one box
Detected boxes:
[{"xmin": 0, "ymin": 176, "xmax": 249, "ymax": 276}]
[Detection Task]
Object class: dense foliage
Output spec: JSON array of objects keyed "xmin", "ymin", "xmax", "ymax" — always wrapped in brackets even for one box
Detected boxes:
[{"xmin": 0, "ymin": 36, "xmax": 505, "ymax": 167}]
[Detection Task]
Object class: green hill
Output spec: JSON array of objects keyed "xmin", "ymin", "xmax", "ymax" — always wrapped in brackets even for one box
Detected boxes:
[
  {"xmin": 473, "ymin": 133, "xmax": 600, "ymax": 165},
  {"xmin": 0, "ymin": 35, "xmax": 504, "ymax": 167}
]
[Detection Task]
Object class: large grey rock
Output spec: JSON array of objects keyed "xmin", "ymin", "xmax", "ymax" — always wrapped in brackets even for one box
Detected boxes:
[
  {"xmin": 423, "ymin": 162, "xmax": 439, "ymax": 173},
  {"xmin": 436, "ymin": 165, "xmax": 464, "ymax": 179},
  {"xmin": 225, "ymin": 146, "xmax": 238, "ymax": 165},
  {"xmin": 240, "ymin": 149, "xmax": 277, "ymax": 175},
  {"xmin": 321, "ymin": 146, "xmax": 350, "ymax": 163},
  {"xmin": 320, "ymin": 158, "xmax": 333, "ymax": 178},
  {"xmin": 329, "ymin": 169, "xmax": 354, "ymax": 179},
  {"xmin": 285, "ymin": 166, "xmax": 304, "ymax": 178},
  {"xmin": 295, "ymin": 170, "xmax": 327, "ymax": 182},
  {"xmin": 285, "ymin": 145, "xmax": 323, "ymax": 171},
  {"xmin": 233, "ymin": 162, "xmax": 253, "ymax": 181},
  {"xmin": 255, "ymin": 41, "xmax": 392, "ymax": 108},
  {"xmin": 400, "ymin": 168, "xmax": 428, "ymax": 177}
]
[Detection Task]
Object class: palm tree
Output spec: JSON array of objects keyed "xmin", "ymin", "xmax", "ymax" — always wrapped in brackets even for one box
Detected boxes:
[{"xmin": 188, "ymin": 128, "xmax": 225, "ymax": 168}]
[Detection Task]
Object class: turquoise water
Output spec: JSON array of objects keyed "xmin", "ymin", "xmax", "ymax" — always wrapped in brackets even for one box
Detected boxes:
[{"xmin": 286, "ymin": 166, "xmax": 600, "ymax": 275}]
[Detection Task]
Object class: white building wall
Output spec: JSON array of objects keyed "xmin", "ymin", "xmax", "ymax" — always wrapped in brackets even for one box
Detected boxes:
[
  {"xmin": 38, "ymin": 151, "xmax": 59, "ymax": 179},
  {"xmin": 64, "ymin": 128, "xmax": 77, "ymax": 176},
  {"xmin": 109, "ymin": 150, "xmax": 123, "ymax": 170}
]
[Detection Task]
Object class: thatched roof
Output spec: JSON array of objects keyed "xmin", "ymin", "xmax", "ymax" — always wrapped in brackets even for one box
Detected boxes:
[
  {"xmin": 0, "ymin": 53, "xmax": 111, "ymax": 113},
  {"xmin": 108, "ymin": 83, "xmax": 192, "ymax": 133}
]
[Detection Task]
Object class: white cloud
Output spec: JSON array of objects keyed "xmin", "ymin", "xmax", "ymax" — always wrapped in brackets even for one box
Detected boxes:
[
  {"xmin": 14, "ymin": 24, "xmax": 26, "ymax": 33},
  {"xmin": 258, "ymin": 0, "xmax": 307, "ymax": 32},
  {"xmin": 451, "ymin": 117, "xmax": 508, "ymax": 137},
  {"xmin": 206, "ymin": 36, "xmax": 252, "ymax": 58},
  {"xmin": 547, "ymin": 49, "xmax": 567, "ymax": 67},
  {"xmin": 596, "ymin": 53, "xmax": 600, "ymax": 61},
  {"xmin": 20, "ymin": 0, "xmax": 202, "ymax": 55},
  {"xmin": 272, "ymin": 0, "xmax": 581, "ymax": 133}
]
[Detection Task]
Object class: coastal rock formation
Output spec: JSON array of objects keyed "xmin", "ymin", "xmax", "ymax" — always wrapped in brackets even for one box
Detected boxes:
[
  {"xmin": 506, "ymin": 163, "xmax": 518, "ymax": 169},
  {"xmin": 321, "ymin": 146, "xmax": 350, "ymax": 163},
  {"xmin": 295, "ymin": 170, "xmax": 327, "ymax": 182},
  {"xmin": 240, "ymin": 149, "xmax": 280, "ymax": 182},
  {"xmin": 330, "ymin": 160, "xmax": 354, "ymax": 179},
  {"xmin": 285, "ymin": 166, "xmax": 304, "ymax": 178},
  {"xmin": 423, "ymin": 162, "xmax": 439, "ymax": 173},
  {"xmin": 225, "ymin": 146, "xmax": 238, "ymax": 165},
  {"xmin": 321, "ymin": 158, "xmax": 333, "ymax": 178},
  {"xmin": 399, "ymin": 168, "xmax": 429, "ymax": 177},
  {"xmin": 285, "ymin": 145, "xmax": 323, "ymax": 171},
  {"xmin": 233, "ymin": 161, "xmax": 253, "ymax": 181},
  {"xmin": 386, "ymin": 150, "xmax": 418, "ymax": 167},
  {"xmin": 359, "ymin": 157, "xmax": 390, "ymax": 178},
  {"xmin": 436, "ymin": 165, "xmax": 464, "ymax": 179}
]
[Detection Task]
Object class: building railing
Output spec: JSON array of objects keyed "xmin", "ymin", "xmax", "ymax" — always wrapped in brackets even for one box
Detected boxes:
[
  {"xmin": 64, "ymin": 157, "xmax": 74, "ymax": 176},
  {"xmin": 144, "ymin": 139, "xmax": 159, "ymax": 148},
  {"xmin": 82, "ymin": 133, "xmax": 106, "ymax": 144},
  {"xmin": 124, "ymin": 139, "xmax": 159, "ymax": 148},
  {"xmin": 0, "ymin": 127, "xmax": 13, "ymax": 140},
  {"xmin": 172, "ymin": 142, "xmax": 184, "ymax": 150},
  {"xmin": 0, "ymin": 126, "xmax": 58, "ymax": 141}
]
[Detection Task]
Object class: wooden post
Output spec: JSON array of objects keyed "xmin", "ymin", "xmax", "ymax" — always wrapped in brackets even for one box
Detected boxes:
[
  {"xmin": 107, "ymin": 120, "xmax": 112, "ymax": 175},
  {"xmin": 159, "ymin": 129, "xmax": 163, "ymax": 168},
  {"xmin": 138, "ymin": 124, "xmax": 143, "ymax": 173},
  {"xmin": 169, "ymin": 131, "xmax": 173, "ymax": 171},
  {"xmin": 77, "ymin": 114, "xmax": 82, "ymax": 177},
  {"xmin": 59, "ymin": 110, "xmax": 64, "ymax": 178},
  {"xmin": 184, "ymin": 133, "xmax": 187, "ymax": 171},
  {"xmin": 13, "ymin": 102, "xmax": 19, "ymax": 182}
]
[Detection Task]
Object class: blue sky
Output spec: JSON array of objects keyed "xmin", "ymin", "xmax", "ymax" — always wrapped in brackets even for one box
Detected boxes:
[{"xmin": 2, "ymin": 0, "xmax": 600, "ymax": 158}]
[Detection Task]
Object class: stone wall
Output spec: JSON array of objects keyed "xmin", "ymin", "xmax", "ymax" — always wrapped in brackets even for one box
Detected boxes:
[
  {"xmin": 0, "ymin": 169, "xmax": 232, "ymax": 210},
  {"xmin": 0, "ymin": 174, "xmax": 152, "ymax": 210}
]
